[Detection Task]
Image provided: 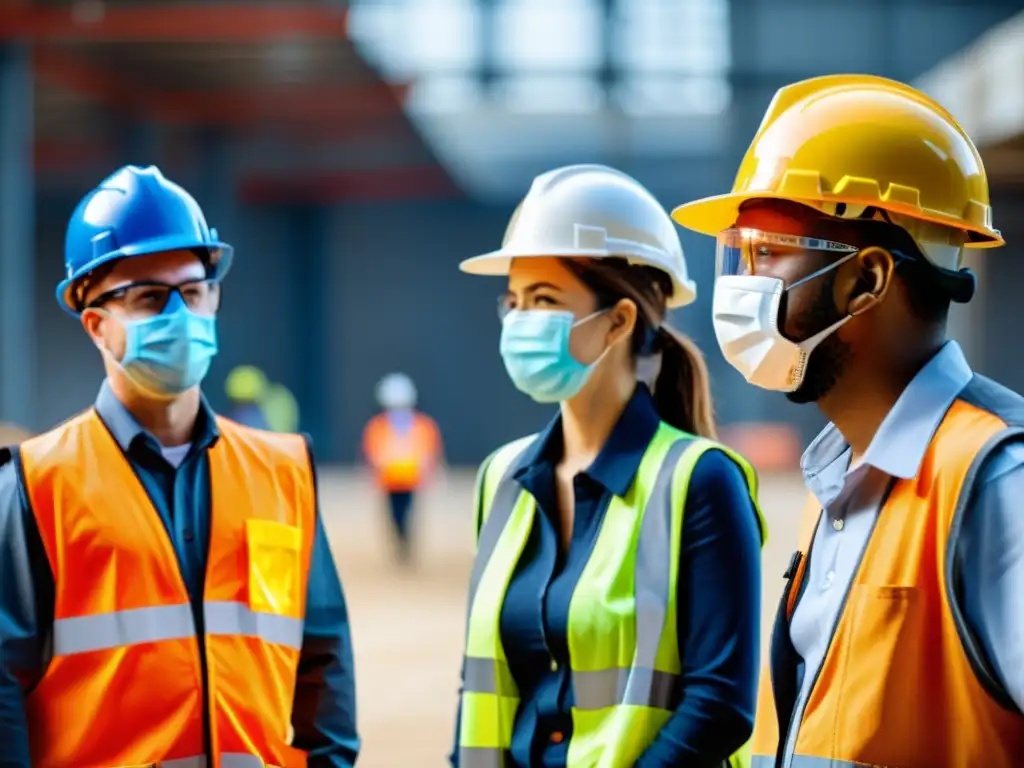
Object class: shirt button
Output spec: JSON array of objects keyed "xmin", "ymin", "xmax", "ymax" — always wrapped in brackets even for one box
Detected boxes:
[
  {"xmin": 183, "ymin": 529, "xmax": 194, "ymax": 542},
  {"xmin": 822, "ymin": 570, "xmax": 835, "ymax": 589},
  {"xmin": 832, "ymin": 517, "xmax": 845, "ymax": 532},
  {"xmin": 550, "ymin": 731, "xmax": 565, "ymax": 744},
  {"xmin": 550, "ymin": 659, "xmax": 558, "ymax": 672}
]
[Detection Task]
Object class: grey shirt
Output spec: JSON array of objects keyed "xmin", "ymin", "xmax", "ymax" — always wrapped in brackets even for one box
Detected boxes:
[{"xmin": 782, "ymin": 341, "xmax": 1024, "ymax": 766}]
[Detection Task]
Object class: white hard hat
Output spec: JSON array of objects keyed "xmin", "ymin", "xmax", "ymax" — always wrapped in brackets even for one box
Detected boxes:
[
  {"xmin": 460, "ymin": 164, "xmax": 696, "ymax": 308},
  {"xmin": 376, "ymin": 372, "xmax": 417, "ymax": 410}
]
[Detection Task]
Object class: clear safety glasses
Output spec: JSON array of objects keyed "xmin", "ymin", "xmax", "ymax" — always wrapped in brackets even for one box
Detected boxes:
[
  {"xmin": 86, "ymin": 278, "xmax": 223, "ymax": 318},
  {"xmin": 716, "ymin": 228, "xmax": 860, "ymax": 278}
]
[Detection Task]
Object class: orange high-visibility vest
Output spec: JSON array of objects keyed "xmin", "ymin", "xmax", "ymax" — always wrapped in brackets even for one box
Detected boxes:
[
  {"xmin": 751, "ymin": 385, "xmax": 1024, "ymax": 768},
  {"xmin": 362, "ymin": 411, "xmax": 441, "ymax": 491},
  {"xmin": 18, "ymin": 408, "xmax": 317, "ymax": 768}
]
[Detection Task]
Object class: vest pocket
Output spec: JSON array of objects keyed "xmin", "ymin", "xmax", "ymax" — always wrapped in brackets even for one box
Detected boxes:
[
  {"xmin": 833, "ymin": 584, "xmax": 924, "ymax": 761},
  {"xmin": 246, "ymin": 519, "xmax": 302, "ymax": 616}
]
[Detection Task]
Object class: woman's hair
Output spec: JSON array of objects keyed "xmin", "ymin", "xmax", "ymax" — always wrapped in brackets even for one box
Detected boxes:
[{"xmin": 563, "ymin": 258, "xmax": 716, "ymax": 439}]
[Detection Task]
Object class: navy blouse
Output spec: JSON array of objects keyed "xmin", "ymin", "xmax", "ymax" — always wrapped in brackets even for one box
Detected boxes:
[{"xmin": 452, "ymin": 385, "xmax": 762, "ymax": 767}]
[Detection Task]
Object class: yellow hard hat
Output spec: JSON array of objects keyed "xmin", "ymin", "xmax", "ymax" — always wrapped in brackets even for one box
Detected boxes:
[
  {"xmin": 225, "ymin": 365, "xmax": 268, "ymax": 402},
  {"xmin": 672, "ymin": 75, "xmax": 1003, "ymax": 270}
]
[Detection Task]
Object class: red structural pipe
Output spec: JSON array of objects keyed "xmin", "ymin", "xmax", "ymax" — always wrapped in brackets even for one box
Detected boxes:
[
  {"xmin": 240, "ymin": 167, "xmax": 463, "ymax": 203},
  {"xmin": 161, "ymin": 83, "xmax": 410, "ymax": 125},
  {"xmin": 34, "ymin": 139, "xmax": 115, "ymax": 175},
  {"xmin": 35, "ymin": 139, "xmax": 460, "ymax": 203},
  {"xmin": 34, "ymin": 47, "xmax": 407, "ymax": 126},
  {"xmin": 0, "ymin": 4, "xmax": 348, "ymax": 43}
]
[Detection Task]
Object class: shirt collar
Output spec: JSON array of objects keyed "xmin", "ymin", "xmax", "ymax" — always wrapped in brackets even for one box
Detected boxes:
[
  {"xmin": 802, "ymin": 340, "xmax": 973, "ymax": 487},
  {"xmin": 94, "ymin": 379, "xmax": 220, "ymax": 454},
  {"xmin": 515, "ymin": 384, "xmax": 662, "ymax": 498}
]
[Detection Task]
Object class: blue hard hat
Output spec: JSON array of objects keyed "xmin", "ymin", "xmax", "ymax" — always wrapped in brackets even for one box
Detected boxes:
[{"xmin": 57, "ymin": 165, "xmax": 234, "ymax": 315}]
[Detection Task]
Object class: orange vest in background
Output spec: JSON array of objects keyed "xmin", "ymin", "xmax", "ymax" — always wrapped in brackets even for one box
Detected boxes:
[
  {"xmin": 751, "ymin": 396, "xmax": 1024, "ymax": 768},
  {"xmin": 18, "ymin": 409, "xmax": 317, "ymax": 768},
  {"xmin": 362, "ymin": 410, "xmax": 441, "ymax": 492}
]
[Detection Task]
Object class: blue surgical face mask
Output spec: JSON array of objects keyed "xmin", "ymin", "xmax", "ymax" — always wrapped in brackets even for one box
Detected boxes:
[
  {"xmin": 108, "ymin": 293, "xmax": 218, "ymax": 397},
  {"xmin": 499, "ymin": 309, "xmax": 609, "ymax": 403}
]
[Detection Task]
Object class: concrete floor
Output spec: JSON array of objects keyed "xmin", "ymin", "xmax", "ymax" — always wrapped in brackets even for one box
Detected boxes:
[{"xmin": 320, "ymin": 468, "xmax": 808, "ymax": 767}]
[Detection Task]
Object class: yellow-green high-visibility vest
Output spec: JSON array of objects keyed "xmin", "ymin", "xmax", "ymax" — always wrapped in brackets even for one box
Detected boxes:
[{"xmin": 458, "ymin": 422, "xmax": 767, "ymax": 768}]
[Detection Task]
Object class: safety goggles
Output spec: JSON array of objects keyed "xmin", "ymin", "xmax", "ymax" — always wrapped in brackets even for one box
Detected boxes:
[
  {"xmin": 86, "ymin": 277, "xmax": 222, "ymax": 318},
  {"xmin": 716, "ymin": 228, "xmax": 860, "ymax": 278}
]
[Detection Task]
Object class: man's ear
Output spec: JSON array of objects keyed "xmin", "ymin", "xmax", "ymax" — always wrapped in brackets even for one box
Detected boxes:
[
  {"xmin": 846, "ymin": 247, "xmax": 895, "ymax": 316},
  {"xmin": 80, "ymin": 309, "xmax": 105, "ymax": 347}
]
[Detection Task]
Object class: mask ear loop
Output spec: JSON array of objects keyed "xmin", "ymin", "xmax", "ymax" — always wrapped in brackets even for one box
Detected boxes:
[
  {"xmin": 785, "ymin": 249, "xmax": 859, "ymax": 293},
  {"xmin": 781, "ymin": 250, "xmax": 863, "ymax": 354}
]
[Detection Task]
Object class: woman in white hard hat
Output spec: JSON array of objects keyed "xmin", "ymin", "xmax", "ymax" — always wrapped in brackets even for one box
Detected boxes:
[{"xmin": 451, "ymin": 164, "xmax": 766, "ymax": 768}]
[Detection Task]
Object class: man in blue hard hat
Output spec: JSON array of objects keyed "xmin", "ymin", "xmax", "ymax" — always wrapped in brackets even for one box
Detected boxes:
[{"xmin": 0, "ymin": 166, "xmax": 360, "ymax": 767}]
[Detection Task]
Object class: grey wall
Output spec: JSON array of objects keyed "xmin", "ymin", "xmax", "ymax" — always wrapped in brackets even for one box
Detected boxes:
[
  {"xmin": 25, "ymin": 0, "xmax": 1024, "ymax": 462},
  {"xmin": 979, "ymin": 189, "xmax": 1024, "ymax": 394}
]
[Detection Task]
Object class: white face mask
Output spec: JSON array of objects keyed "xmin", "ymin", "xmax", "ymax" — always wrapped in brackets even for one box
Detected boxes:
[{"xmin": 712, "ymin": 273, "xmax": 852, "ymax": 393}]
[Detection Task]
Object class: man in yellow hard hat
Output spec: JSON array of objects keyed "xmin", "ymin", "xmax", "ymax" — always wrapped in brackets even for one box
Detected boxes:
[{"xmin": 673, "ymin": 75, "xmax": 1024, "ymax": 766}]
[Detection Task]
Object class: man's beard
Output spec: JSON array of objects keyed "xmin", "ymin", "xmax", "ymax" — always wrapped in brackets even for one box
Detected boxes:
[{"xmin": 785, "ymin": 272, "xmax": 853, "ymax": 405}]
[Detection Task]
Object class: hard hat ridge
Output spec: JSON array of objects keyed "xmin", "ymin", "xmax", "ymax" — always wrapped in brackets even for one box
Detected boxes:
[{"xmin": 461, "ymin": 163, "xmax": 698, "ymax": 308}]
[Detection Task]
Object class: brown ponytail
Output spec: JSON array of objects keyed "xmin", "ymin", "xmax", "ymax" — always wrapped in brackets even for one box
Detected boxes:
[
  {"xmin": 651, "ymin": 325, "xmax": 716, "ymax": 438},
  {"xmin": 562, "ymin": 258, "xmax": 717, "ymax": 439}
]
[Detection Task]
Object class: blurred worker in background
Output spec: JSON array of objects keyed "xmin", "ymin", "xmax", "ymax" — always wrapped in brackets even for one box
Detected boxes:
[
  {"xmin": 225, "ymin": 364, "xmax": 272, "ymax": 430},
  {"xmin": 674, "ymin": 75, "xmax": 1024, "ymax": 767},
  {"xmin": 263, "ymin": 381, "xmax": 301, "ymax": 433},
  {"xmin": 0, "ymin": 165, "xmax": 360, "ymax": 767},
  {"xmin": 452, "ymin": 164, "xmax": 767, "ymax": 768},
  {"xmin": 361, "ymin": 372, "xmax": 443, "ymax": 564}
]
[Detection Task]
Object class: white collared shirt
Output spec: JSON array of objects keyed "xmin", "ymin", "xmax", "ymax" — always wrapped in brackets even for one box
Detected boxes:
[{"xmin": 781, "ymin": 341, "xmax": 1024, "ymax": 766}]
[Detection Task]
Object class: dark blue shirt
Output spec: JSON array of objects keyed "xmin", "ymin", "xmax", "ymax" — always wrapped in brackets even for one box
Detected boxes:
[
  {"xmin": 0, "ymin": 381, "xmax": 359, "ymax": 767},
  {"xmin": 452, "ymin": 385, "xmax": 762, "ymax": 767}
]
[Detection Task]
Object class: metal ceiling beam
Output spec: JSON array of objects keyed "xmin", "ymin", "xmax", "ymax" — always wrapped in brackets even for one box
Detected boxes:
[
  {"xmin": 34, "ymin": 138, "xmax": 457, "ymax": 203},
  {"xmin": 164, "ymin": 84, "xmax": 410, "ymax": 125},
  {"xmin": 0, "ymin": 4, "xmax": 348, "ymax": 43},
  {"xmin": 34, "ymin": 47, "xmax": 407, "ymax": 126},
  {"xmin": 239, "ymin": 166, "xmax": 462, "ymax": 203}
]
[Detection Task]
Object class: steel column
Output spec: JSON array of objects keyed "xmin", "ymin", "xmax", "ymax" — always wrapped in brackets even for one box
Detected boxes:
[
  {"xmin": 0, "ymin": 43, "xmax": 36, "ymax": 429},
  {"xmin": 291, "ymin": 204, "xmax": 332, "ymax": 457}
]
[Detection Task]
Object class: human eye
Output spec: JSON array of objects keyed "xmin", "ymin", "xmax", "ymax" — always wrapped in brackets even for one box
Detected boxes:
[{"xmin": 533, "ymin": 292, "xmax": 560, "ymax": 307}]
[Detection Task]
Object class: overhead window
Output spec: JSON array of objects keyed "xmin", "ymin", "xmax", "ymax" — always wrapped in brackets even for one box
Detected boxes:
[
  {"xmin": 492, "ymin": 0, "xmax": 602, "ymax": 73},
  {"xmin": 346, "ymin": 0, "xmax": 732, "ymax": 115}
]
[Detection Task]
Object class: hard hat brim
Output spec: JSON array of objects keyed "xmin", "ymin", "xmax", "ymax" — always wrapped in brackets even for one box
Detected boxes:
[
  {"xmin": 459, "ymin": 248, "xmax": 621, "ymax": 276},
  {"xmin": 56, "ymin": 236, "xmax": 234, "ymax": 316},
  {"xmin": 460, "ymin": 250, "xmax": 697, "ymax": 309},
  {"xmin": 672, "ymin": 192, "xmax": 796, "ymax": 237}
]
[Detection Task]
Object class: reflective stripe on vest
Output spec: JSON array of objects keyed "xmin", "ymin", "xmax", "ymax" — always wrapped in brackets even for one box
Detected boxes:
[
  {"xmin": 19, "ymin": 409, "xmax": 316, "ymax": 768},
  {"xmin": 751, "ymin": 757, "xmax": 860, "ymax": 768},
  {"xmin": 157, "ymin": 755, "xmax": 273, "ymax": 768},
  {"xmin": 460, "ymin": 423, "xmax": 766, "ymax": 768},
  {"xmin": 52, "ymin": 601, "xmax": 304, "ymax": 656}
]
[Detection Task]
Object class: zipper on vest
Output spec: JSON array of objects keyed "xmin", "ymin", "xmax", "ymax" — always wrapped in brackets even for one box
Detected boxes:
[
  {"xmin": 782, "ymin": 550, "xmax": 802, "ymax": 582},
  {"xmin": 776, "ymin": 549, "xmax": 805, "ymax": 766}
]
